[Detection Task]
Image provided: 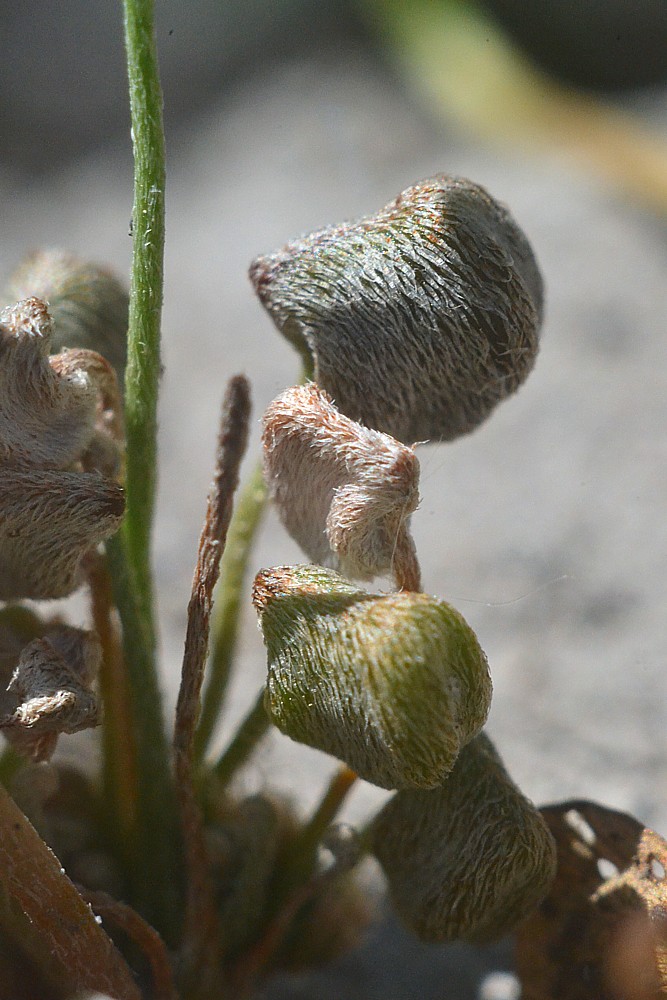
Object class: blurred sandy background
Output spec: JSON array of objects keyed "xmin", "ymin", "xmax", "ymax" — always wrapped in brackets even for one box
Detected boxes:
[{"xmin": 1, "ymin": 2, "xmax": 667, "ymax": 995}]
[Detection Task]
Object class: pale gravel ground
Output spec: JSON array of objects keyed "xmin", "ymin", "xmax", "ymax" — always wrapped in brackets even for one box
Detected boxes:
[{"xmin": 2, "ymin": 47, "xmax": 667, "ymax": 998}]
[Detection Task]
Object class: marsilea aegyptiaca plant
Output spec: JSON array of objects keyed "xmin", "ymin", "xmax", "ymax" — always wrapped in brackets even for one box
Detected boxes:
[{"xmin": 1, "ymin": 3, "xmax": 665, "ymax": 999}]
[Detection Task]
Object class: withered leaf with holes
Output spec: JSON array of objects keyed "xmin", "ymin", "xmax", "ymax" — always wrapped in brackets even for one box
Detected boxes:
[
  {"xmin": 371, "ymin": 733, "xmax": 557, "ymax": 944},
  {"xmin": 253, "ymin": 565, "xmax": 491, "ymax": 790},
  {"xmin": 5, "ymin": 248, "xmax": 128, "ymax": 377},
  {"xmin": 0, "ymin": 627, "xmax": 101, "ymax": 762},
  {"xmin": 515, "ymin": 800, "xmax": 667, "ymax": 1000},
  {"xmin": 263, "ymin": 383, "xmax": 421, "ymax": 590},
  {"xmin": 250, "ymin": 175, "xmax": 543, "ymax": 444},
  {"xmin": 0, "ymin": 297, "xmax": 123, "ymax": 476},
  {"xmin": 0, "ymin": 468, "xmax": 124, "ymax": 600}
]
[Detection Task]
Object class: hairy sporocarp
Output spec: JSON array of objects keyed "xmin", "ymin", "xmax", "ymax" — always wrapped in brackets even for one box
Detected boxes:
[
  {"xmin": 5, "ymin": 248, "xmax": 128, "ymax": 376},
  {"xmin": 253, "ymin": 565, "xmax": 491, "ymax": 790},
  {"xmin": 263, "ymin": 383, "xmax": 420, "ymax": 590},
  {"xmin": 0, "ymin": 626, "xmax": 101, "ymax": 762},
  {"xmin": 0, "ymin": 469, "xmax": 124, "ymax": 600},
  {"xmin": 250, "ymin": 174, "xmax": 543, "ymax": 444},
  {"xmin": 372, "ymin": 733, "xmax": 557, "ymax": 943},
  {"xmin": 0, "ymin": 297, "xmax": 124, "ymax": 473}
]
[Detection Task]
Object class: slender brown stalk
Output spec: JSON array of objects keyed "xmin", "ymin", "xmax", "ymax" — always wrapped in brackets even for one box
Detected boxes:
[
  {"xmin": 82, "ymin": 889, "xmax": 178, "ymax": 1000},
  {"xmin": 393, "ymin": 537, "xmax": 421, "ymax": 593},
  {"xmin": 196, "ymin": 460, "xmax": 267, "ymax": 761},
  {"xmin": 173, "ymin": 375, "xmax": 251, "ymax": 993},
  {"xmin": 87, "ymin": 552, "xmax": 138, "ymax": 852}
]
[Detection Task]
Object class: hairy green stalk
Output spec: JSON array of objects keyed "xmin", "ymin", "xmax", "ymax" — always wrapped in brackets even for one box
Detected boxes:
[
  {"xmin": 123, "ymin": 0, "xmax": 165, "ymax": 588},
  {"xmin": 108, "ymin": 0, "xmax": 180, "ymax": 941}
]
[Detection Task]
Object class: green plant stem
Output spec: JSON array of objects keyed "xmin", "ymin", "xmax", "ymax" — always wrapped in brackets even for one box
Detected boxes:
[
  {"xmin": 106, "ymin": 537, "xmax": 181, "ymax": 943},
  {"xmin": 211, "ymin": 688, "xmax": 271, "ymax": 786},
  {"xmin": 196, "ymin": 461, "xmax": 268, "ymax": 762},
  {"xmin": 106, "ymin": 0, "xmax": 179, "ymax": 940},
  {"xmin": 277, "ymin": 766, "xmax": 358, "ymax": 897},
  {"xmin": 122, "ymin": 0, "xmax": 165, "ymax": 603},
  {"xmin": 294, "ymin": 765, "xmax": 358, "ymax": 866}
]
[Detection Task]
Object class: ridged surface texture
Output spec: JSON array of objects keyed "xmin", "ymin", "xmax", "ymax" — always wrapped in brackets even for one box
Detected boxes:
[
  {"xmin": 0, "ymin": 298, "xmax": 99, "ymax": 469},
  {"xmin": 372, "ymin": 733, "xmax": 557, "ymax": 943},
  {"xmin": 0, "ymin": 469, "xmax": 124, "ymax": 600},
  {"xmin": 250, "ymin": 174, "xmax": 542, "ymax": 444},
  {"xmin": 253, "ymin": 565, "xmax": 492, "ymax": 790},
  {"xmin": 0, "ymin": 297, "xmax": 124, "ymax": 600}
]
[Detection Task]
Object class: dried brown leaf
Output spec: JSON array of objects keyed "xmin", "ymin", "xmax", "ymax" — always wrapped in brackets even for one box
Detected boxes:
[{"xmin": 515, "ymin": 800, "xmax": 667, "ymax": 999}]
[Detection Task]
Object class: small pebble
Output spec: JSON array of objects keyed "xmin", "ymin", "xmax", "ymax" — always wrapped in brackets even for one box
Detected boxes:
[{"xmin": 479, "ymin": 971, "xmax": 521, "ymax": 1000}]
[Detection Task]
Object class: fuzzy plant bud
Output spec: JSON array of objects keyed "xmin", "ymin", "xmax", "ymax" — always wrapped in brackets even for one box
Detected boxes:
[
  {"xmin": 371, "ymin": 733, "xmax": 557, "ymax": 943},
  {"xmin": 0, "ymin": 469, "xmax": 124, "ymax": 600},
  {"xmin": 0, "ymin": 297, "xmax": 123, "ymax": 477},
  {"xmin": 0, "ymin": 296, "xmax": 124, "ymax": 600},
  {"xmin": 0, "ymin": 627, "xmax": 101, "ymax": 762},
  {"xmin": 250, "ymin": 174, "xmax": 543, "ymax": 444},
  {"xmin": 5, "ymin": 248, "xmax": 128, "ymax": 376},
  {"xmin": 263, "ymin": 383, "xmax": 420, "ymax": 590},
  {"xmin": 252, "ymin": 565, "xmax": 492, "ymax": 790},
  {"xmin": 0, "ymin": 607, "xmax": 45, "ymax": 684}
]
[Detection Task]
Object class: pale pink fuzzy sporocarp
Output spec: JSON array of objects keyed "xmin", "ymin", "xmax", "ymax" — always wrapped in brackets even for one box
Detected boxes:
[{"xmin": 263, "ymin": 383, "xmax": 421, "ymax": 591}]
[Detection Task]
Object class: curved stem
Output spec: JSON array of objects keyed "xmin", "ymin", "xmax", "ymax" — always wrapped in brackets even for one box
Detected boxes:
[
  {"xmin": 210, "ymin": 688, "xmax": 271, "ymax": 787},
  {"xmin": 196, "ymin": 461, "xmax": 268, "ymax": 762},
  {"xmin": 286, "ymin": 765, "xmax": 358, "ymax": 884}
]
